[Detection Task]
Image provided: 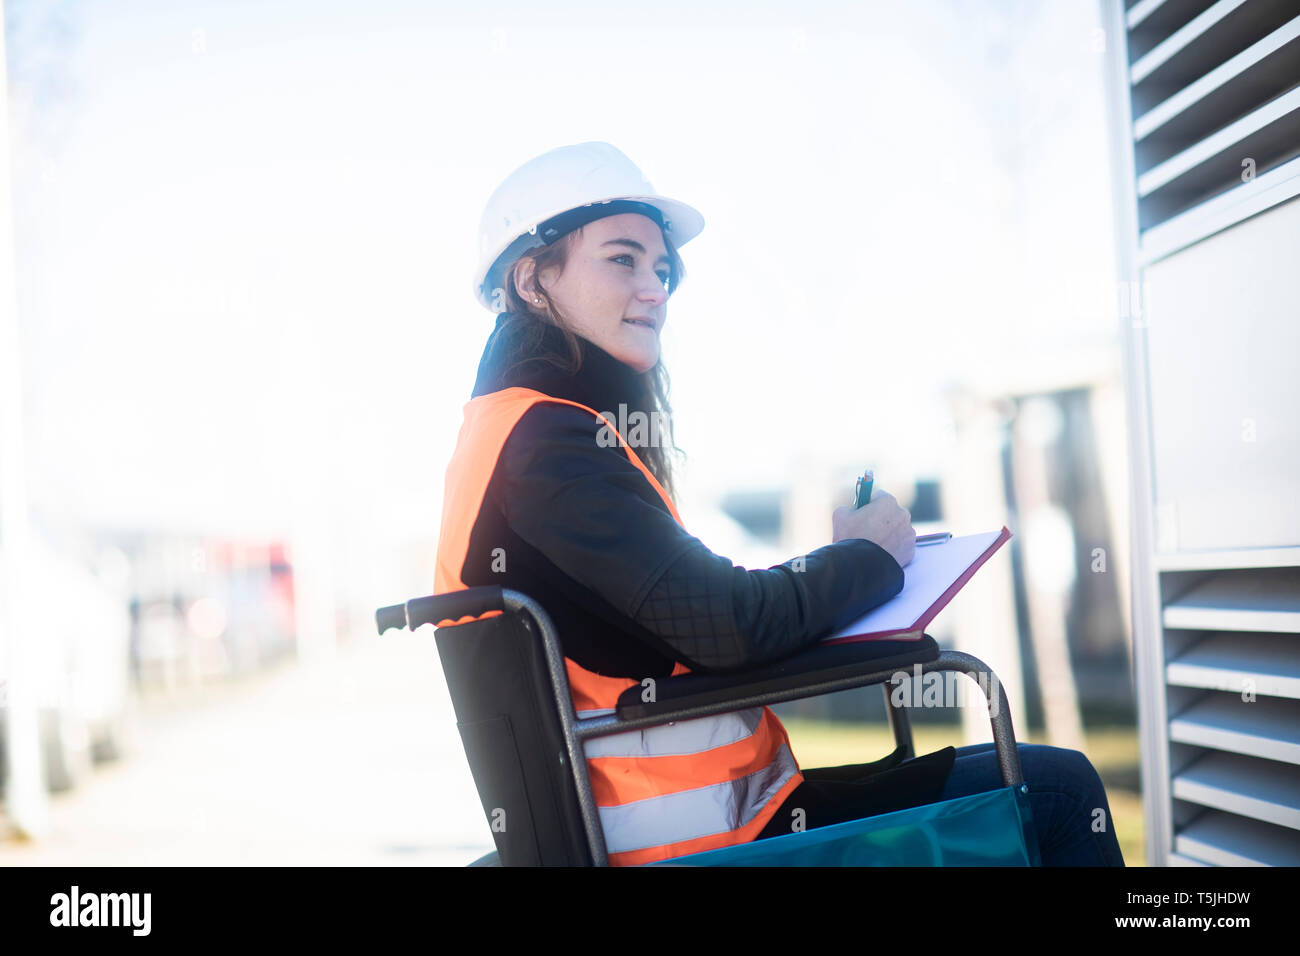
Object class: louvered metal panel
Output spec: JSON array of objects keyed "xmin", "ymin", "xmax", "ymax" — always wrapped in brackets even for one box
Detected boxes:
[
  {"xmin": 1169, "ymin": 693, "xmax": 1300, "ymax": 763},
  {"xmin": 1155, "ymin": 546, "xmax": 1300, "ymax": 571},
  {"xmin": 1166, "ymin": 851, "xmax": 1213, "ymax": 865},
  {"xmin": 1165, "ymin": 631, "xmax": 1300, "ymax": 698},
  {"xmin": 1133, "ymin": 15, "xmax": 1300, "ymax": 158},
  {"xmin": 1172, "ymin": 750, "xmax": 1300, "ymax": 829},
  {"xmin": 1102, "ymin": 0, "xmax": 1300, "ymax": 867},
  {"xmin": 1174, "ymin": 810, "xmax": 1300, "ymax": 865},
  {"xmin": 1119, "ymin": 0, "xmax": 1300, "ymax": 245},
  {"xmin": 1161, "ymin": 569, "xmax": 1300, "ymax": 632}
]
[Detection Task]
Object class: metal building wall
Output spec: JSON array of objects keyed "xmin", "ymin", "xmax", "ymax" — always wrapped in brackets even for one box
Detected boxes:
[{"xmin": 1102, "ymin": 0, "xmax": 1300, "ymax": 866}]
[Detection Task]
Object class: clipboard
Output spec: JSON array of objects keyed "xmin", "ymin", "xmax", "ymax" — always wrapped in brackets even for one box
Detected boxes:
[{"xmin": 822, "ymin": 526, "xmax": 1013, "ymax": 644}]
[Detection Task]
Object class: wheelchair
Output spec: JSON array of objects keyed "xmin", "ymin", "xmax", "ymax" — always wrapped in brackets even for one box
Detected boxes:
[{"xmin": 376, "ymin": 585, "xmax": 1041, "ymax": 866}]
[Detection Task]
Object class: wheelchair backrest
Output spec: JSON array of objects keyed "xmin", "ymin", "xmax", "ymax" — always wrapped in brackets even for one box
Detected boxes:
[{"xmin": 434, "ymin": 610, "xmax": 592, "ymax": 865}]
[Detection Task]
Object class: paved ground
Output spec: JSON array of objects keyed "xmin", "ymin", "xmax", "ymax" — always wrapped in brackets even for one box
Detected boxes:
[{"xmin": 0, "ymin": 629, "xmax": 493, "ymax": 866}]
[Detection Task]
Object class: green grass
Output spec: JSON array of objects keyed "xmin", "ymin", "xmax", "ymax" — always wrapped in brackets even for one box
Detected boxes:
[{"xmin": 780, "ymin": 718, "xmax": 1146, "ymax": 866}]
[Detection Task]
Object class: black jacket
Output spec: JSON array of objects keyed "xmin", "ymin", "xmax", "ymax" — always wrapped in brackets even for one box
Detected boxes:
[{"xmin": 458, "ymin": 312, "xmax": 909, "ymax": 680}]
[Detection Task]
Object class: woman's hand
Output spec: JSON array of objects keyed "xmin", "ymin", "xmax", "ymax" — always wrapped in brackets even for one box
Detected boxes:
[{"xmin": 832, "ymin": 490, "xmax": 916, "ymax": 568}]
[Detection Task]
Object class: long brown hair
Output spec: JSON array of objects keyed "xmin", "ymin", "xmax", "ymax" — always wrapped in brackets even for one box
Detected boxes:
[{"xmin": 497, "ymin": 225, "xmax": 687, "ymax": 504}]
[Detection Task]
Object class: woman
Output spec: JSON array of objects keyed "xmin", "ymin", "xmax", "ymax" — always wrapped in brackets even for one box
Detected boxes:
[{"xmin": 436, "ymin": 141, "xmax": 1124, "ymax": 867}]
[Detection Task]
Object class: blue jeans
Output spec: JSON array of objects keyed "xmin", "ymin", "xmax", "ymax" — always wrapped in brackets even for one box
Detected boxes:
[{"xmin": 939, "ymin": 743, "xmax": 1125, "ymax": 866}]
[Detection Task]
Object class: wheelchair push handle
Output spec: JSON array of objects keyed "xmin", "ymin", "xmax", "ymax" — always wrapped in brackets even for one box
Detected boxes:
[
  {"xmin": 375, "ymin": 585, "xmax": 506, "ymax": 634},
  {"xmin": 375, "ymin": 603, "xmax": 409, "ymax": 634}
]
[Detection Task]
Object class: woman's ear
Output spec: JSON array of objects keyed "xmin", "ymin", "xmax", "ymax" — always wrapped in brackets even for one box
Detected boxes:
[{"xmin": 512, "ymin": 257, "xmax": 540, "ymax": 303}]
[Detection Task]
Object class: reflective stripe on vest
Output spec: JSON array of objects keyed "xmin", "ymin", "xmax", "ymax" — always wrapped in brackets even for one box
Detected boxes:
[
  {"xmin": 434, "ymin": 386, "xmax": 803, "ymax": 865},
  {"xmin": 575, "ymin": 707, "xmax": 763, "ymax": 759}
]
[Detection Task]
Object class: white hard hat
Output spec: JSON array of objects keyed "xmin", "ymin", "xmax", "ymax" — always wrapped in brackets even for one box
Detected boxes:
[{"xmin": 473, "ymin": 141, "xmax": 705, "ymax": 313}]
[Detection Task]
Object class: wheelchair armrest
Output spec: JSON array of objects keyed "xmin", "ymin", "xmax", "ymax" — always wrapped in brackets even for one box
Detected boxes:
[{"xmin": 614, "ymin": 633, "xmax": 940, "ymax": 721}]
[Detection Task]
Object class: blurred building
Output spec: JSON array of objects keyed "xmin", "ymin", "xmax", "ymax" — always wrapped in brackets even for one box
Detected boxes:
[{"xmin": 114, "ymin": 533, "xmax": 298, "ymax": 691}]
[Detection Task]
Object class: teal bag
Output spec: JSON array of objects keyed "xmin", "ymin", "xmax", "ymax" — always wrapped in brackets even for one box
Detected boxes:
[{"xmin": 648, "ymin": 786, "xmax": 1042, "ymax": 867}]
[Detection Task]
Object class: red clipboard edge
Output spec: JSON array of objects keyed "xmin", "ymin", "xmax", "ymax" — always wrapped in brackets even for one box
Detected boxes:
[{"xmin": 821, "ymin": 526, "xmax": 1013, "ymax": 645}]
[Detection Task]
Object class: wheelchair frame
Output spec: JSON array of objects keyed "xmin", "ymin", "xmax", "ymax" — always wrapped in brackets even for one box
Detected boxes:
[{"xmin": 378, "ymin": 585, "xmax": 1027, "ymax": 867}]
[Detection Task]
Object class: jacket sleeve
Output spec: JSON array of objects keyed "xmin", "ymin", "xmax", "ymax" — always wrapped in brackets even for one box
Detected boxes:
[{"xmin": 499, "ymin": 403, "xmax": 906, "ymax": 673}]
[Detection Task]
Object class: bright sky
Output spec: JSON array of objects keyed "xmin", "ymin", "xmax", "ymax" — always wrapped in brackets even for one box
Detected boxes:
[{"xmin": 6, "ymin": 0, "xmax": 1120, "ymax": 557}]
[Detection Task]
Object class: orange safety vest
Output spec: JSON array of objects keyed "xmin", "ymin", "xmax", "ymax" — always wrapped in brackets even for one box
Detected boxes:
[{"xmin": 434, "ymin": 386, "xmax": 804, "ymax": 865}]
